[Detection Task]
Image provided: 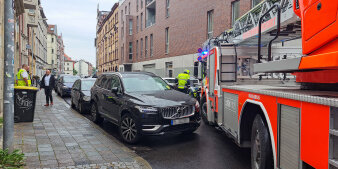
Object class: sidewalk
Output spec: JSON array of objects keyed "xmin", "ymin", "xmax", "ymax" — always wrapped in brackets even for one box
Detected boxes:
[{"xmin": 13, "ymin": 91, "xmax": 151, "ymax": 169}]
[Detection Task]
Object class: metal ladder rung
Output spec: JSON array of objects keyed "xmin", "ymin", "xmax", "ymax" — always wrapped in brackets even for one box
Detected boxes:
[
  {"xmin": 329, "ymin": 159, "xmax": 338, "ymax": 168},
  {"xmin": 330, "ymin": 129, "xmax": 338, "ymax": 137}
]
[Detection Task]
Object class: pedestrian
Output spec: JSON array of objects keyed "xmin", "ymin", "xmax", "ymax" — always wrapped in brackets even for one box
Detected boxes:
[
  {"xmin": 16, "ymin": 64, "xmax": 31, "ymax": 86},
  {"xmin": 175, "ymin": 69, "xmax": 191, "ymax": 93},
  {"xmin": 40, "ymin": 70, "xmax": 55, "ymax": 106}
]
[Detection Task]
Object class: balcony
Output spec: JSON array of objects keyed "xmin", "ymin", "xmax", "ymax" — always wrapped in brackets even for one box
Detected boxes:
[{"xmin": 146, "ymin": 1, "xmax": 156, "ymax": 28}]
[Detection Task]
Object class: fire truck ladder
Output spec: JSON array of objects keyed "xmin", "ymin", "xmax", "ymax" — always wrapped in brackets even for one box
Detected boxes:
[{"xmin": 227, "ymin": 0, "xmax": 301, "ymax": 46}]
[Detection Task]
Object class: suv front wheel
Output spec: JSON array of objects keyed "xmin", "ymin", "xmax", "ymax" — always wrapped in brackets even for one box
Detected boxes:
[
  {"xmin": 90, "ymin": 102, "xmax": 103, "ymax": 124},
  {"xmin": 119, "ymin": 113, "xmax": 141, "ymax": 144}
]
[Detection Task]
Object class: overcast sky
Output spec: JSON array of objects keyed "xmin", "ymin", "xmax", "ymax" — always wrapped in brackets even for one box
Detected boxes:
[{"xmin": 42, "ymin": 0, "xmax": 119, "ymax": 67}]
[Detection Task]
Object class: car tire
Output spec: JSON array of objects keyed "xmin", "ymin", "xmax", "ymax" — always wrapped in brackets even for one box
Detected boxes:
[
  {"xmin": 201, "ymin": 100, "xmax": 209, "ymax": 125},
  {"xmin": 119, "ymin": 113, "xmax": 141, "ymax": 144},
  {"xmin": 90, "ymin": 102, "xmax": 103, "ymax": 124},
  {"xmin": 79, "ymin": 101, "xmax": 85, "ymax": 114},
  {"xmin": 251, "ymin": 114, "xmax": 274, "ymax": 169}
]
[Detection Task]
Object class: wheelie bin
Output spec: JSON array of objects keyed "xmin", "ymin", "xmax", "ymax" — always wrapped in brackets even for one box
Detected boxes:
[{"xmin": 14, "ymin": 86, "xmax": 39, "ymax": 123}]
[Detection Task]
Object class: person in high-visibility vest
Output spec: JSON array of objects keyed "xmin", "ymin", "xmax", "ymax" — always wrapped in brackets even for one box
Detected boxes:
[
  {"xmin": 175, "ymin": 69, "xmax": 191, "ymax": 93},
  {"xmin": 16, "ymin": 64, "xmax": 31, "ymax": 86}
]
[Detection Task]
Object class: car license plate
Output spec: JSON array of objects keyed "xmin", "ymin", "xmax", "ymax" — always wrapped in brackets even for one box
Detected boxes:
[{"xmin": 171, "ymin": 118, "xmax": 189, "ymax": 125}]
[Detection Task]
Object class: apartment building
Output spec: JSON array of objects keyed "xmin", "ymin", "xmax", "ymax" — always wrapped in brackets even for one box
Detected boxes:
[
  {"xmin": 118, "ymin": 0, "xmax": 260, "ymax": 77},
  {"xmin": 74, "ymin": 60, "xmax": 89, "ymax": 77},
  {"xmin": 13, "ymin": 0, "xmax": 48, "ymax": 78},
  {"xmin": 57, "ymin": 35, "xmax": 65, "ymax": 74},
  {"xmin": 64, "ymin": 54, "xmax": 75, "ymax": 75},
  {"xmin": 96, "ymin": 3, "xmax": 119, "ymax": 74},
  {"xmin": 47, "ymin": 25, "xmax": 59, "ymax": 73}
]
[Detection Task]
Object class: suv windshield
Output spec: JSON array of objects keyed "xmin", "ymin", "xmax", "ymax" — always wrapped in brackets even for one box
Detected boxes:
[
  {"xmin": 64, "ymin": 76, "xmax": 80, "ymax": 83},
  {"xmin": 122, "ymin": 74, "xmax": 170, "ymax": 92},
  {"xmin": 81, "ymin": 80, "xmax": 95, "ymax": 91}
]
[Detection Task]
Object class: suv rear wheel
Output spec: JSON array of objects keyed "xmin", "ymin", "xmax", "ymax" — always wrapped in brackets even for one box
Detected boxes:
[
  {"xmin": 119, "ymin": 113, "xmax": 141, "ymax": 144},
  {"xmin": 90, "ymin": 102, "xmax": 103, "ymax": 124}
]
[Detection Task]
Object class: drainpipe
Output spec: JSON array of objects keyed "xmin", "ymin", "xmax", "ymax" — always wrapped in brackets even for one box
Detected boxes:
[{"xmin": 3, "ymin": 0, "xmax": 15, "ymax": 152}]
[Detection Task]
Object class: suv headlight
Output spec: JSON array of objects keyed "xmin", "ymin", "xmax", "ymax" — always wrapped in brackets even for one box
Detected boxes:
[
  {"xmin": 135, "ymin": 106, "xmax": 158, "ymax": 114},
  {"xmin": 83, "ymin": 96, "xmax": 90, "ymax": 102}
]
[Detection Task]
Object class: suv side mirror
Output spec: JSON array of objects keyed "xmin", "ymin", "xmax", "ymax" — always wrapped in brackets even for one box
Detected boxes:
[{"xmin": 111, "ymin": 87, "xmax": 119, "ymax": 94}]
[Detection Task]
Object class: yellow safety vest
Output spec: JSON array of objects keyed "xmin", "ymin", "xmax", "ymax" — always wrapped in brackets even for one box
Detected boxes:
[
  {"xmin": 16, "ymin": 69, "xmax": 31, "ymax": 86},
  {"xmin": 177, "ymin": 73, "xmax": 190, "ymax": 89}
]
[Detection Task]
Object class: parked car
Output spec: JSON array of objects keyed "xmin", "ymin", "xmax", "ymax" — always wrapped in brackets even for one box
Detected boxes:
[
  {"xmin": 54, "ymin": 74, "xmax": 66, "ymax": 92},
  {"xmin": 71, "ymin": 78, "xmax": 96, "ymax": 113},
  {"xmin": 56, "ymin": 75, "xmax": 80, "ymax": 97},
  {"xmin": 90, "ymin": 72, "xmax": 201, "ymax": 143},
  {"xmin": 162, "ymin": 77, "xmax": 176, "ymax": 87}
]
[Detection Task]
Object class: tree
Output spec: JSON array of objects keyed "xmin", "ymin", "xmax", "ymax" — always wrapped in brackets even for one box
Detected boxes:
[
  {"xmin": 92, "ymin": 67, "xmax": 97, "ymax": 75},
  {"xmin": 73, "ymin": 69, "xmax": 78, "ymax": 75}
]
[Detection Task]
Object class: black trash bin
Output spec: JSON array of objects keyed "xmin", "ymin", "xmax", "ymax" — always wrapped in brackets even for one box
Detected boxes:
[{"xmin": 14, "ymin": 86, "xmax": 38, "ymax": 123}]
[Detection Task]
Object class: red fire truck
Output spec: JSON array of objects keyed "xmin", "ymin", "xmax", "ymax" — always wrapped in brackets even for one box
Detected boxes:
[{"xmin": 194, "ymin": 0, "xmax": 338, "ymax": 168}]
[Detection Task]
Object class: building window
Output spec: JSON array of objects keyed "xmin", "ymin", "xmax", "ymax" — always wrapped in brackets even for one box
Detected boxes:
[
  {"xmin": 252, "ymin": 0, "xmax": 261, "ymax": 8},
  {"xmin": 52, "ymin": 49, "xmax": 54, "ymax": 54},
  {"xmin": 232, "ymin": 0, "xmax": 240, "ymax": 25},
  {"xmin": 136, "ymin": 40, "xmax": 139, "ymax": 59},
  {"xmin": 129, "ymin": 42, "xmax": 133, "ymax": 60},
  {"xmin": 137, "ymin": 0, "xmax": 139, "ymax": 12},
  {"xmin": 137, "ymin": 16, "xmax": 139, "ymax": 33},
  {"xmin": 166, "ymin": 0, "xmax": 170, "ymax": 18},
  {"xmin": 129, "ymin": 2, "xmax": 131, "ymax": 15},
  {"xmin": 141, "ymin": 13, "xmax": 143, "ymax": 31},
  {"xmin": 125, "ymin": 6, "xmax": 127, "ymax": 15},
  {"xmin": 165, "ymin": 27, "xmax": 169, "ymax": 54},
  {"xmin": 67, "ymin": 63, "xmax": 69, "ymax": 66},
  {"xmin": 150, "ymin": 34, "xmax": 153, "ymax": 57},
  {"xmin": 121, "ymin": 10, "xmax": 123, "ymax": 21},
  {"xmin": 141, "ymin": 0, "xmax": 143, "ymax": 8},
  {"xmin": 140, "ymin": 38, "xmax": 143, "ymax": 58},
  {"xmin": 121, "ymin": 45, "xmax": 124, "ymax": 61},
  {"xmin": 67, "ymin": 68, "xmax": 69, "ymax": 71},
  {"xmin": 129, "ymin": 19, "xmax": 133, "ymax": 35},
  {"xmin": 207, "ymin": 10, "xmax": 214, "ymax": 39},
  {"xmin": 145, "ymin": 36, "xmax": 148, "ymax": 58},
  {"xmin": 121, "ymin": 23, "xmax": 124, "ymax": 38}
]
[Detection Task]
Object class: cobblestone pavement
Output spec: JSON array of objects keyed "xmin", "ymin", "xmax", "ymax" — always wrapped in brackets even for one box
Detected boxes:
[{"xmin": 13, "ymin": 91, "xmax": 151, "ymax": 169}]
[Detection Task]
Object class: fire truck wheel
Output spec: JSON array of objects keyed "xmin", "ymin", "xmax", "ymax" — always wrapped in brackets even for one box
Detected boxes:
[
  {"xmin": 201, "ymin": 101, "xmax": 209, "ymax": 125},
  {"xmin": 251, "ymin": 114, "xmax": 273, "ymax": 169}
]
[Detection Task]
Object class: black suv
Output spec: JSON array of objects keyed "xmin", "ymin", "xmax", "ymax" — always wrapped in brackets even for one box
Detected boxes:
[{"xmin": 90, "ymin": 72, "xmax": 200, "ymax": 143}]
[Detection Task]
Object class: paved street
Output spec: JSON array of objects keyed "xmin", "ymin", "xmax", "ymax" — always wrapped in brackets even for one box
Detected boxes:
[
  {"xmin": 12, "ymin": 91, "xmax": 150, "ymax": 169},
  {"xmin": 64, "ymin": 97, "xmax": 251, "ymax": 169}
]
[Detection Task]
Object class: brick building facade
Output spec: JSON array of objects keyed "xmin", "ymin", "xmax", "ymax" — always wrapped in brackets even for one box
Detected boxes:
[{"xmin": 118, "ymin": 0, "xmax": 260, "ymax": 77}]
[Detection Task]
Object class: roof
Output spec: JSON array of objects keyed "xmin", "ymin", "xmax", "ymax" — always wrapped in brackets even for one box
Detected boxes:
[
  {"xmin": 64, "ymin": 54, "xmax": 75, "ymax": 62},
  {"xmin": 48, "ymin": 25, "xmax": 57, "ymax": 35},
  {"xmin": 97, "ymin": 3, "xmax": 119, "ymax": 34}
]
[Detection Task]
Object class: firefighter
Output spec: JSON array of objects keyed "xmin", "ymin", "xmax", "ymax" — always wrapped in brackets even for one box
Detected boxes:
[
  {"xmin": 175, "ymin": 69, "xmax": 191, "ymax": 93},
  {"xmin": 16, "ymin": 64, "xmax": 31, "ymax": 86}
]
